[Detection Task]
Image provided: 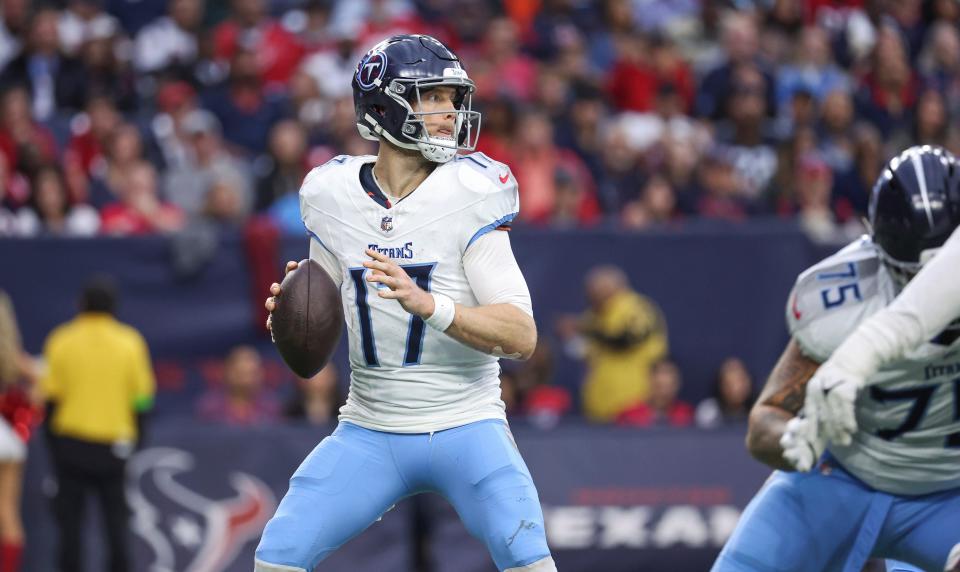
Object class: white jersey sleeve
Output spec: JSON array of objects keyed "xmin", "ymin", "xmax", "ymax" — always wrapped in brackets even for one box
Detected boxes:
[
  {"xmin": 462, "ymin": 229, "xmax": 533, "ymax": 317},
  {"xmin": 786, "ymin": 237, "xmax": 890, "ymax": 363}
]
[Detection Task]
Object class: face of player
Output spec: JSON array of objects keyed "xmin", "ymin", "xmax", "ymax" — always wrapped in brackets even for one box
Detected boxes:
[{"xmin": 412, "ymin": 86, "xmax": 457, "ymax": 140}]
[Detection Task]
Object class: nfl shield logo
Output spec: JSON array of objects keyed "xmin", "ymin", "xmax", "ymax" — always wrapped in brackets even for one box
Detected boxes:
[{"xmin": 380, "ymin": 216, "xmax": 393, "ymax": 233}]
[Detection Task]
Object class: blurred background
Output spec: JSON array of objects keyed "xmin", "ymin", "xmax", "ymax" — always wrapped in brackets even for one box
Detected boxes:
[{"xmin": 0, "ymin": 0, "xmax": 955, "ymax": 570}]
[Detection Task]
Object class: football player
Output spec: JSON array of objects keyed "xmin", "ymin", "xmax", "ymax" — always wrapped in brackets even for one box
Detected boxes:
[
  {"xmin": 254, "ymin": 35, "xmax": 556, "ymax": 572},
  {"xmin": 712, "ymin": 146, "xmax": 960, "ymax": 572}
]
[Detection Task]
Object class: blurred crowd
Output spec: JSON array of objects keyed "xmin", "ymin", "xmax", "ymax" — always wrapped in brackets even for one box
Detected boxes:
[{"xmin": 0, "ymin": 0, "xmax": 955, "ymax": 241}]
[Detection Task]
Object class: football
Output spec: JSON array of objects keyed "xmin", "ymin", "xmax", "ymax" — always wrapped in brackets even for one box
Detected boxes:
[{"xmin": 270, "ymin": 259, "xmax": 344, "ymax": 378}]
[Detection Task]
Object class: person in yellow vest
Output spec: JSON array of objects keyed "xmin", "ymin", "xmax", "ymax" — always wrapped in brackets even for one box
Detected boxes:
[
  {"xmin": 558, "ymin": 265, "xmax": 668, "ymax": 422},
  {"xmin": 40, "ymin": 279, "xmax": 155, "ymax": 572}
]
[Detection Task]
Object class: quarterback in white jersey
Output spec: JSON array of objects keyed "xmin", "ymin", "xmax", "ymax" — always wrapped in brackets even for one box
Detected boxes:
[
  {"xmin": 254, "ymin": 35, "xmax": 556, "ymax": 572},
  {"xmin": 713, "ymin": 146, "xmax": 960, "ymax": 572}
]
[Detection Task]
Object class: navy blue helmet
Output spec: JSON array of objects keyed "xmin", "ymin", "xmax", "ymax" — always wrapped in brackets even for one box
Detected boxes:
[
  {"xmin": 352, "ymin": 34, "xmax": 481, "ymax": 163},
  {"xmin": 869, "ymin": 145, "xmax": 960, "ymax": 280}
]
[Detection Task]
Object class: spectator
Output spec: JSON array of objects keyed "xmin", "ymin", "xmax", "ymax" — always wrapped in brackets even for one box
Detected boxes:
[
  {"xmin": 792, "ymin": 152, "xmax": 861, "ymax": 243},
  {"xmin": 855, "ymin": 24, "xmax": 917, "ymax": 138},
  {"xmin": 775, "ymin": 25, "xmax": 850, "ymax": 112},
  {"xmin": 474, "ymin": 97, "xmax": 517, "ymax": 164},
  {"xmin": 196, "ymin": 345, "xmax": 281, "ymax": 426},
  {"xmin": 0, "ymin": 291, "xmax": 40, "ymax": 572},
  {"xmin": 58, "ymin": 0, "xmax": 120, "ymax": 58},
  {"xmin": 0, "ymin": 86, "xmax": 58, "ymax": 185},
  {"xmin": 607, "ymin": 33, "xmax": 694, "ymax": 114},
  {"xmin": 100, "ymin": 161, "xmax": 184, "ymax": 235},
  {"xmin": 557, "ymin": 265, "xmax": 668, "ymax": 422},
  {"xmin": 299, "ymin": 29, "xmax": 360, "ymax": 100},
  {"xmin": 616, "ymin": 359, "xmax": 693, "ymax": 427},
  {"xmin": 255, "ymin": 120, "xmax": 308, "ymax": 212},
  {"xmin": 695, "ymin": 12, "xmax": 776, "ymax": 121},
  {"xmin": 148, "ymin": 80, "xmax": 199, "ymax": 170},
  {"xmin": 94, "ymin": 122, "xmax": 146, "ymax": 207},
  {"xmin": 919, "ymin": 21, "xmax": 960, "ymax": 117},
  {"xmin": 817, "ymin": 89, "xmax": 857, "ymax": 173},
  {"xmin": 695, "ymin": 357, "xmax": 756, "ymax": 428},
  {"xmin": 15, "ymin": 166, "xmax": 99, "ymax": 236},
  {"xmin": 133, "ymin": 0, "xmax": 203, "ymax": 76},
  {"xmin": 77, "ymin": 17, "xmax": 136, "ymax": 112},
  {"xmin": 163, "ymin": 109, "xmax": 252, "ymax": 218},
  {"xmin": 0, "ymin": 0, "xmax": 28, "ymax": 72},
  {"xmin": 511, "ymin": 110, "xmax": 599, "ymax": 226},
  {"xmin": 283, "ymin": 364, "xmax": 341, "ymax": 425},
  {"xmin": 201, "ymin": 48, "xmax": 291, "ymax": 156},
  {"xmin": 0, "ymin": 7, "xmax": 87, "ymax": 121},
  {"xmin": 40, "ymin": 278, "xmax": 155, "ymax": 572},
  {"xmin": 211, "ymin": 0, "xmax": 305, "ymax": 88},
  {"xmin": 64, "ymin": 95, "xmax": 121, "ymax": 201},
  {"xmin": 621, "ymin": 173, "xmax": 680, "ymax": 230},
  {"xmin": 513, "ymin": 342, "xmax": 572, "ymax": 430},
  {"xmin": 715, "ymin": 64, "xmax": 779, "ymax": 201},
  {"xmin": 693, "ymin": 146, "xmax": 749, "ymax": 222},
  {"xmin": 469, "ymin": 17, "xmax": 538, "ymax": 102}
]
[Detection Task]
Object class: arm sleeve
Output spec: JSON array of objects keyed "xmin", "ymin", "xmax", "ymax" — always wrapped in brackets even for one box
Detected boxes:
[
  {"xmin": 131, "ymin": 333, "xmax": 156, "ymax": 412},
  {"xmin": 309, "ymin": 235, "xmax": 343, "ymax": 288},
  {"xmin": 829, "ymin": 226, "xmax": 960, "ymax": 378},
  {"xmin": 462, "ymin": 230, "xmax": 533, "ymax": 317},
  {"xmin": 39, "ymin": 337, "xmax": 60, "ymax": 401}
]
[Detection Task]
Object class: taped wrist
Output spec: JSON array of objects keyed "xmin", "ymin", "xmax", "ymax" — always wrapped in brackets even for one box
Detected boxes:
[{"xmin": 425, "ymin": 293, "xmax": 456, "ymax": 332}]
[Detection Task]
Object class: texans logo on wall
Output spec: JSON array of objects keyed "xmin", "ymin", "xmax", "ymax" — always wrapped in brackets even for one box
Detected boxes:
[{"xmin": 127, "ymin": 448, "xmax": 276, "ymax": 572}]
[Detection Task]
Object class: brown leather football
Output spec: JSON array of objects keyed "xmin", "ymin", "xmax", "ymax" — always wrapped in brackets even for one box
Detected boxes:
[{"xmin": 270, "ymin": 259, "xmax": 343, "ymax": 378}]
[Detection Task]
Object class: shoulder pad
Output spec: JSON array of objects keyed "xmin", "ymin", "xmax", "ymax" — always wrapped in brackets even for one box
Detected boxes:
[
  {"xmin": 451, "ymin": 153, "xmax": 520, "ymax": 251},
  {"xmin": 454, "ymin": 152, "xmax": 517, "ymax": 195},
  {"xmin": 787, "ymin": 238, "xmax": 886, "ymax": 362}
]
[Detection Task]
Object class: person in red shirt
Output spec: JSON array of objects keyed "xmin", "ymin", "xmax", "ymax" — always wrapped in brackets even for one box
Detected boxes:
[
  {"xmin": 212, "ymin": 0, "xmax": 304, "ymax": 89},
  {"xmin": 99, "ymin": 161, "xmax": 183, "ymax": 235},
  {"xmin": 617, "ymin": 359, "xmax": 694, "ymax": 427}
]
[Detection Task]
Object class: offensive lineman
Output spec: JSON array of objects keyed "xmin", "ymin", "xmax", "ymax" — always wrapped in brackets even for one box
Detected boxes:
[
  {"xmin": 253, "ymin": 35, "xmax": 556, "ymax": 572},
  {"xmin": 712, "ymin": 146, "xmax": 960, "ymax": 572}
]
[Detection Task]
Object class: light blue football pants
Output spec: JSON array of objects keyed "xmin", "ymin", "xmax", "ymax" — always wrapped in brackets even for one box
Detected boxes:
[
  {"xmin": 255, "ymin": 419, "xmax": 551, "ymax": 571},
  {"xmin": 712, "ymin": 455, "xmax": 960, "ymax": 572}
]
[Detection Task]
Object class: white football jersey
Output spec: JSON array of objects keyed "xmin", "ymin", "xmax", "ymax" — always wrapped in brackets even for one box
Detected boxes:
[
  {"xmin": 788, "ymin": 236, "xmax": 960, "ymax": 495},
  {"xmin": 300, "ymin": 153, "xmax": 520, "ymax": 433}
]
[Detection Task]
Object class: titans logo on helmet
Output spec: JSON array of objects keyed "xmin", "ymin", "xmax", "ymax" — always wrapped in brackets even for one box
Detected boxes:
[{"xmin": 356, "ymin": 51, "xmax": 388, "ymax": 91}]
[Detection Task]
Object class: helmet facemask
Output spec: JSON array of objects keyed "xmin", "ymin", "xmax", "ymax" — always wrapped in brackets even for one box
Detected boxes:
[
  {"xmin": 876, "ymin": 244, "xmax": 940, "ymax": 291},
  {"xmin": 385, "ymin": 76, "xmax": 482, "ymax": 163}
]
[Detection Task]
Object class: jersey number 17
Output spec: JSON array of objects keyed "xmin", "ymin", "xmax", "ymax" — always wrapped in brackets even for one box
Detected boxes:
[{"xmin": 349, "ymin": 263, "xmax": 437, "ymax": 367}]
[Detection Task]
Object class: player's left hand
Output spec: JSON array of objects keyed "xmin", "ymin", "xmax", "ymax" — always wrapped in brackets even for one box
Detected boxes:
[
  {"xmin": 803, "ymin": 361, "xmax": 863, "ymax": 447},
  {"xmin": 779, "ymin": 413, "xmax": 825, "ymax": 472},
  {"xmin": 363, "ymin": 249, "xmax": 434, "ymax": 318}
]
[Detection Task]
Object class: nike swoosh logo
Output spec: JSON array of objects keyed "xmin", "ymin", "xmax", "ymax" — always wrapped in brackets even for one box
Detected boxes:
[{"xmin": 499, "ymin": 173, "xmax": 509, "ymax": 184}]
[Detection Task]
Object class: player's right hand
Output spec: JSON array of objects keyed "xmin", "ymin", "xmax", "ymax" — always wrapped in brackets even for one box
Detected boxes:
[
  {"xmin": 803, "ymin": 361, "xmax": 862, "ymax": 447},
  {"xmin": 780, "ymin": 413, "xmax": 825, "ymax": 472},
  {"xmin": 265, "ymin": 261, "xmax": 300, "ymax": 332}
]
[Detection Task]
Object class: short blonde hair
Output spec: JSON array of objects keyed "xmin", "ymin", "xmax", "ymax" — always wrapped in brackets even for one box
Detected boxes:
[{"xmin": 0, "ymin": 291, "xmax": 22, "ymax": 386}]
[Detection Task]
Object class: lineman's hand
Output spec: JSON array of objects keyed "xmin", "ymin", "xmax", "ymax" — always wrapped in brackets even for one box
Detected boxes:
[
  {"xmin": 362, "ymin": 249, "xmax": 434, "ymax": 318},
  {"xmin": 265, "ymin": 260, "xmax": 299, "ymax": 334},
  {"xmin": 780, "ymin": 413, "xmax": 826, "ymax": 472},
  {"xmin": 804, "ymin": 361, "xmax": 863, "ymax": 447}
]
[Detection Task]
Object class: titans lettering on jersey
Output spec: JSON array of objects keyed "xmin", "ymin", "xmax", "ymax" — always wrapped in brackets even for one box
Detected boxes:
[
  {"xmin": 299, "ymin": 152, "xmax": 519, "ymax": 434},
  {"xmin": 368, "ymin": 242, "xmax": 414, "ymax": 259},
  {"xmin": 787, "ymin": 236, "xmax": 960, "ymax": 495}
]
